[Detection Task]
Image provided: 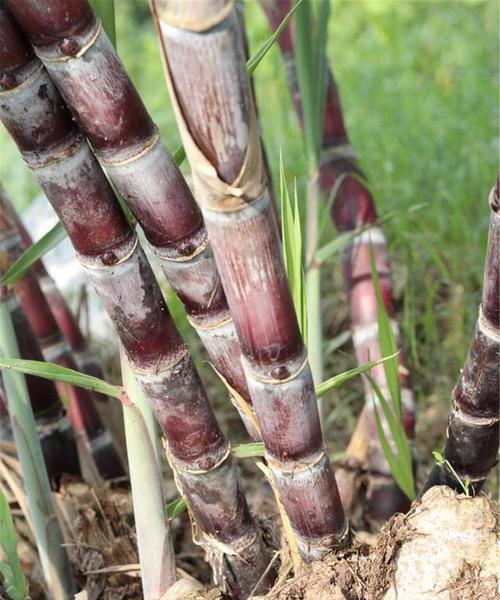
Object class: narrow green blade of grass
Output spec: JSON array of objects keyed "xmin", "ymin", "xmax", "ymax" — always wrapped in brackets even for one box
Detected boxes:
[
  {"xmin": 0, "ymin": 358, "xmax": 121, "ymax": 399},
  {"xmin": 367, "ymin": 375, "xmax": 412, "ymax": 470},
  {"xmin": 0, "ymin": 488, "xmax": 27, "ymax": 600},
  {"xmin": 315, "ymin": 352, "xmax": 398, "ymax": 398},
  {"xmin": 3, "ymin": 221, "xmax": 65, "ymax": 286},
  {"xmin": 90, "ymin": 0, "xmax": 116, "ymax": 48},
  {"xmin": 294, "ymin": 0, "xmax": 330, "ymax": 169},
  {"xmin": 315, "ymin": 226, "xmax": 369, "ymax": 264},
  {"xmin": 171, "ymin": 144, "xmax": 185, "ymax": 166},
  {"xmin": 280, "ymin": 153, "xmax": 307, "ymax": 338},
  {"xmin": 248, "ymin": 0, "xmax": 304, "ymax": 75},
  {"xmin": 367, "ymin": 375, "xmax": 415, "ymax": 500},
  {"xmin": 369, "ymin": 242, "xmax": 402, "ymax": 420},
  {"xmin": 0, "ymin": 302, "xmax": 74, "ymax": 596},
  {"xmin": 166, "ymin": 497, "xmax": 187, "ymax": 519}
]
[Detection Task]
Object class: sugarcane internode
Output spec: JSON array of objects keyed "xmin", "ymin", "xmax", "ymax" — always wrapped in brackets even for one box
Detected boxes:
[
  {"xmin": 422, "ymin": 184, "xmax": 499, "ymax": 494},
  {"xmin": 0, "ymin": 3, "xmax": 274, "ymax": 595},
  {"xmin": 152, "ymin": 0, "xmax": 349, "ymax": 560},
  {"xmin": 3, "ymin": 0, "xmax": 260, "ymax": 443}
]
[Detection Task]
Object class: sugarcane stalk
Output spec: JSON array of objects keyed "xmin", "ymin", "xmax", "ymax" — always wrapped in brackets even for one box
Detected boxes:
[
  {"xmin": 0, "ymin": 8, "xmax": 272, "ymax": 596},
  {"xmin": 4, "ymin": 0, "xmax": 260, "ymax": 442},
  {"xmin": 259, "ymin": 0, "xmax": 416, "ymax": 521},
  {"xmin": 422, "ymin": 183, "xmax": 499, "ymax": 494},
  {"xmin": 121, "ymin": 347, "xmax": 176, "ymax": 599},
  {"xmin": 152, "ymin": 0, "xmax": 348, "ymax": 561},
  {"xmin": 0, "ymin": 188, "xmax": 124, "ymax": 482},
  {"xmin": 11, "ymin": 206, "xmax": 109, "ymax": 392},
  {"xmin": 0, "ymin": 287, "xmax": 75, "ymax": 598},
  {"xmin": 1, "ymin": 211, "xmax": 81, "ymax": 483}
]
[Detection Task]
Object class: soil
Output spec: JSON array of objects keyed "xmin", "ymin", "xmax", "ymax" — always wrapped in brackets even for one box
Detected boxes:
[{"xmin": 2, "ymin": 452, "xmax": 497, "ymax": 600}]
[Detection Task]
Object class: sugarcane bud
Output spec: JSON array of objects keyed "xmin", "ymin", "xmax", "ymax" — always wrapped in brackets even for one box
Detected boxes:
[
  {"xmin": 270, "ymin": 365, "xmax": 290, "ymax": 380},
  {"xmin": 59, "ymin": 37, "xmax": 80, "ymax": 56},
  {"xmin": 0, "ymin": 73, "xmax": 16, "ymax": 90}
]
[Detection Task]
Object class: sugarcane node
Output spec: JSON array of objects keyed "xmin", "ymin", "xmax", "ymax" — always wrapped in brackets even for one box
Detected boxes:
[
  {"xmin": 270, "ymin": 365, "xmax": 290, "ymax": 380},
  {"xmin": 58, "ymin": 38, "xmax": 80, "ymax": 56},
  {"xmin": 0, "ymin": 73, "xmax": 16, "ymax": 90}
]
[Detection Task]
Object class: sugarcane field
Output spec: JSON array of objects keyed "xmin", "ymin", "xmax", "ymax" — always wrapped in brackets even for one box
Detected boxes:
[{"xmin": 0, "ymin": 0, "xmax": 498, "ymax": 598}]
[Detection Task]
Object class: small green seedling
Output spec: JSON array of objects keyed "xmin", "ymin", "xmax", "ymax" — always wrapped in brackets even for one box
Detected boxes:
[{"xmin": 432, "ymin": 451, "xmax": 471, "ymax": 496}]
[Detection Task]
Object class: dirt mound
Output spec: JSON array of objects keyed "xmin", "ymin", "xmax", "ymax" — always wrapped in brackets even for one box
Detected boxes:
[{"xmin": 256, "ymin": 486, "xmax": 498, "ymax": 600}]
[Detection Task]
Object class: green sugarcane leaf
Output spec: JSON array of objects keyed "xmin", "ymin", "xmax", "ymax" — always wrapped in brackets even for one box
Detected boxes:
[
  {"xmin": 280, "ymin": 154, "xmax": 307, "ymax": 338},
  {"xmin": 166, "ymin": 497, "xmax": 187, "ymax": 519},
  {"xmin": 315, "ymin": 352, "xmax": 398, "ymax": 398},
  {"xmin": 369, "ymin": 385, "xmax": 413, "ymax": 499},
  {"xmin": 171, "ymin": 144, "xmax": 186, "ymax": 166},
  {"xmin": 367, "ymin": 375, "xmax": 413, "ymax": 477},
  {"xmin": 315, "ymin": 227, "xmax": 369, "ymax": 264},
  {"xmin": 294, "ymin": 0, "xmax": 330, "ymax": 170},
  {"xmin": 0, "ymin": 358, "xmax": 121, "ymax": 399},
  {"xmin": 3, "ymin": 222, "xmax": 66, "ymax": 286},
  {"xmin": 248, "ymin": 0, "xmax": 305, "ymax": 75},
  {"xmin": 368, "ymin": 376, "xmax": 415, "ymax": 499},
  {"xmin": 0, "ymin": 488, "xmax": 28, "ymax": 600},
  {"xmin": 90, "ymin": 0, "xmax": 116, "ymax": 48},
  {"xmin": 369, "ymin": 242, "xmax": 402, "ymax": 420},
  {"xmin": 232, "ymin": 442, "xmax": 266, "ymax": 459}
]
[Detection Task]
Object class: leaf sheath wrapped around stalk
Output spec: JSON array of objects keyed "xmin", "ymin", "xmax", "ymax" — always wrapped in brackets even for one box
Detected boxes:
[
  {"xmin": 0, "ymin": 7, "xmax": 272, "ymax": 596},
  {"xmin": 152, "ymin": 0, "xmax": 348, "ymax": 560},
  {"xmin": 422, "ymin": 184, "xmax": 499, "ymax": 493},
  {"xmin": 3, "ymin": 0, "xmax": 260, "ymax": 441}
]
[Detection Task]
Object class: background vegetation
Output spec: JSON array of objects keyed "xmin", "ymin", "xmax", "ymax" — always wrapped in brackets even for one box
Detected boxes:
[{"xmin": 1, "ymin": 0, "xmax": 498, "ymax": 481}]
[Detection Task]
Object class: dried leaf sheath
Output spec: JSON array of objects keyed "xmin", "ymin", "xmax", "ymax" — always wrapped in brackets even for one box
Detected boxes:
[
  {"xmin": 153, "ymin": 0, "xmax": 348, "ymax": 560},
  {"xmin": 0, "ymin": 9, "xmax": 271, "ymax": 597},
  {"xmin": 259, "ymin": 0, "xmax": 416, "ymax": 521},
  {"xmin": 422, "ymin": 185, "xmax": 499, "ymax": 493},
  {"xmin": 4, "ymin": 0, "xmax": 259, "ymax": 441}
]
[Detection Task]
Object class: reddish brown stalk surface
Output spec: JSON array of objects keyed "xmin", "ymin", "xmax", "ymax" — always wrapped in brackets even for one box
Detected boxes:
[
  {"xmin": 0, "ymin": 8, "xmax": 271, "ymax": 596},
  {"xmin": 0, "ymin": 187, "xmax": 124, "ymax": 480},
  {"xmin": 260, "ymin": 0, "xmax": 416, "ymax": 522},
  {"xmin": 152, "ymin": 0, "xmax": 348, "ymax": 562},
  {"xmin": 12, "ymin": 209, "xmax": 109, "ymax": 394},
  {"xmin": 4, "ymin": 0, "xmax": 260, "ymax": 441},
  {"xmin": 0, "ymin": 216, "xmax": 80, "ymax": 483},
  {"xmin": 422, "ymin": 184, "xmax": 499, "ymax": 494}
]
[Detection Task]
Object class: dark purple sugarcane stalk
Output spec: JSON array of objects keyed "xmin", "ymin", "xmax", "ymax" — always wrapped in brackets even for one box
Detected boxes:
[
  {"xmin": 422, "ymin": 183, "xmax": 499, "ymax": 494},
  {"xmin": 0, "ymin": 8, "xmax": 271, "ymax": 596},
  {"xmin": 9, "ymin": 205, "xmax": 109, "ymax": 395},
  {"xmin": 0, "ymin": 215, "xmax": 80, "ymax": 483},
  {"xmin": 152, "ymin": 0, "xmax": 348, "ymax": 561},
  {"xmin": 259, "ymin": 0, "xmax": 416, "ymax": 521},
  {"xmin": 0, "ymin": 188, "xmax": 124, "ymax": 480},
  {"xmin": 4, "ymin": 0, "xmax": 260, "ymax": 441}
]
